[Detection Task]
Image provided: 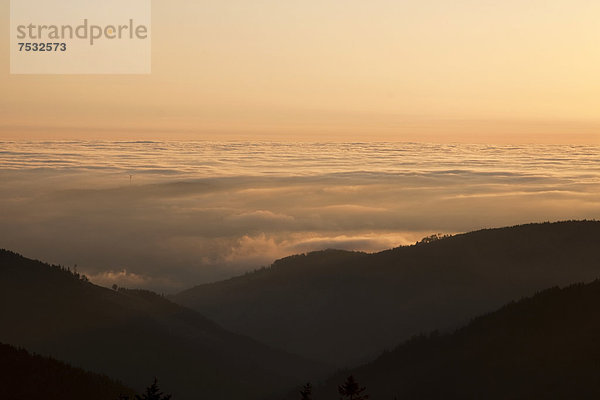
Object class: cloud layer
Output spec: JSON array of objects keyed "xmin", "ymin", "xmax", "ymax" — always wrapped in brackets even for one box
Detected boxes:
[{"xmin": 1, "ymin": 141, "xmax": 599, "ymax": 292}]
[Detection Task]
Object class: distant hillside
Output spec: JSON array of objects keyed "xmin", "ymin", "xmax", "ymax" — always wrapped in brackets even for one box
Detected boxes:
[
  {"xmin": 173, "ymin": 221, "xmax": 600, "ymax": 366},
  {"xmin": 0, "ymin": 342, "xmax": 135, "ymax": 400},
  {"xmin": 305, "ymin": 280, "xmax": 600, "ymax": 399},
  {"xmin": 0, "ymin": 250, "xmax": 325, "ymax": 400}
]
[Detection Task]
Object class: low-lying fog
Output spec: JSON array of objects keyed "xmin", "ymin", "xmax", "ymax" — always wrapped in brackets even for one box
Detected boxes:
[{"xmin": 1, "ymin": 141, "xmax": 598, "ymax": 292}]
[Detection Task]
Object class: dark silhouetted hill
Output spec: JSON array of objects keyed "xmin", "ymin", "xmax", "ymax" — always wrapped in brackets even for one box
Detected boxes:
[
  {"xmin": 304, "ymin": 279, "xmax": 600, "ymax": 399},
  {"xmin": 0, "ymin": 250, "xmax": 325, "ymax": 400},
  {"xmin": 173, "ymin": 221, "xmax": 600, "ymax": 366},
  {"xmin": 0, "ymin": 342, "xmax": 135, "ymax": 400}
]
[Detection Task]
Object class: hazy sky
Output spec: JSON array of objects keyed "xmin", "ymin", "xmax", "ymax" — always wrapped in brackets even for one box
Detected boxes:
[{"xmin": 2, "ymin": 0, "xmax": 600, "ymax": 142}]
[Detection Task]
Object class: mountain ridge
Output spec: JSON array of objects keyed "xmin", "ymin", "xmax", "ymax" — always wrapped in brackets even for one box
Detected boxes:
[
  {"xmin": 173, "ymin": 220, "xmax": 600, "ymax": 366},
  {"xmin": 302, "ymin": 279, "xmax": 600, "ymax": 399},
  {"xmin": 0, "ymin": 249, "xmax": 326, "ymax": 400}
]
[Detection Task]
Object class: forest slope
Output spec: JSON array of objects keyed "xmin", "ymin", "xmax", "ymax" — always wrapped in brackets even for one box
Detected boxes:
[
  {"xmin": 174, "ymin": 221, "xmax": 600, "ymax": 366},
  {"xmin": 307, "ymin": 280, "xmax": 600, "ymax": 399},
  {"xmin": 0, "ymin": 250, "xmax": 324, "ymax": 400},
  {"xmin": 0, "ymin": 342, "xmax": 135, "ymax": 400}
]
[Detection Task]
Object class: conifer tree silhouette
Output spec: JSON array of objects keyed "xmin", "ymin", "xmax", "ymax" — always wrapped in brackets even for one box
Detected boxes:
[
  {"xmin": 300, "ymin": 382, "xmax": 312, "ymax": 400},
  {"xmin": 338, "ymin": 375, "xmax": 369, "ymax": 400},
  {"xmin": 135, "ymin": 377, "xmax": 171, "ymax": 400}
]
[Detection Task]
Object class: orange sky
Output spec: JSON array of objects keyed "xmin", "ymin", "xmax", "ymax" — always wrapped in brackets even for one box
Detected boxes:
[{"xmin": 2, "ymin": 0, "xmax": 600, "ymax": 143}]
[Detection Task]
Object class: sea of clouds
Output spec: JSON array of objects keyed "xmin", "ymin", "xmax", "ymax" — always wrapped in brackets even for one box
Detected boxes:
[{"xmin": 1, "ymin": 141, "xmax": 599, "ymax": 292}]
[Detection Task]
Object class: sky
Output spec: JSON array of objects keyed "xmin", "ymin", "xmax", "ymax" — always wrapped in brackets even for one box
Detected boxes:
[{"xmin": 1, "ymin": 0, "xmax": 600, "ymax": 143}]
